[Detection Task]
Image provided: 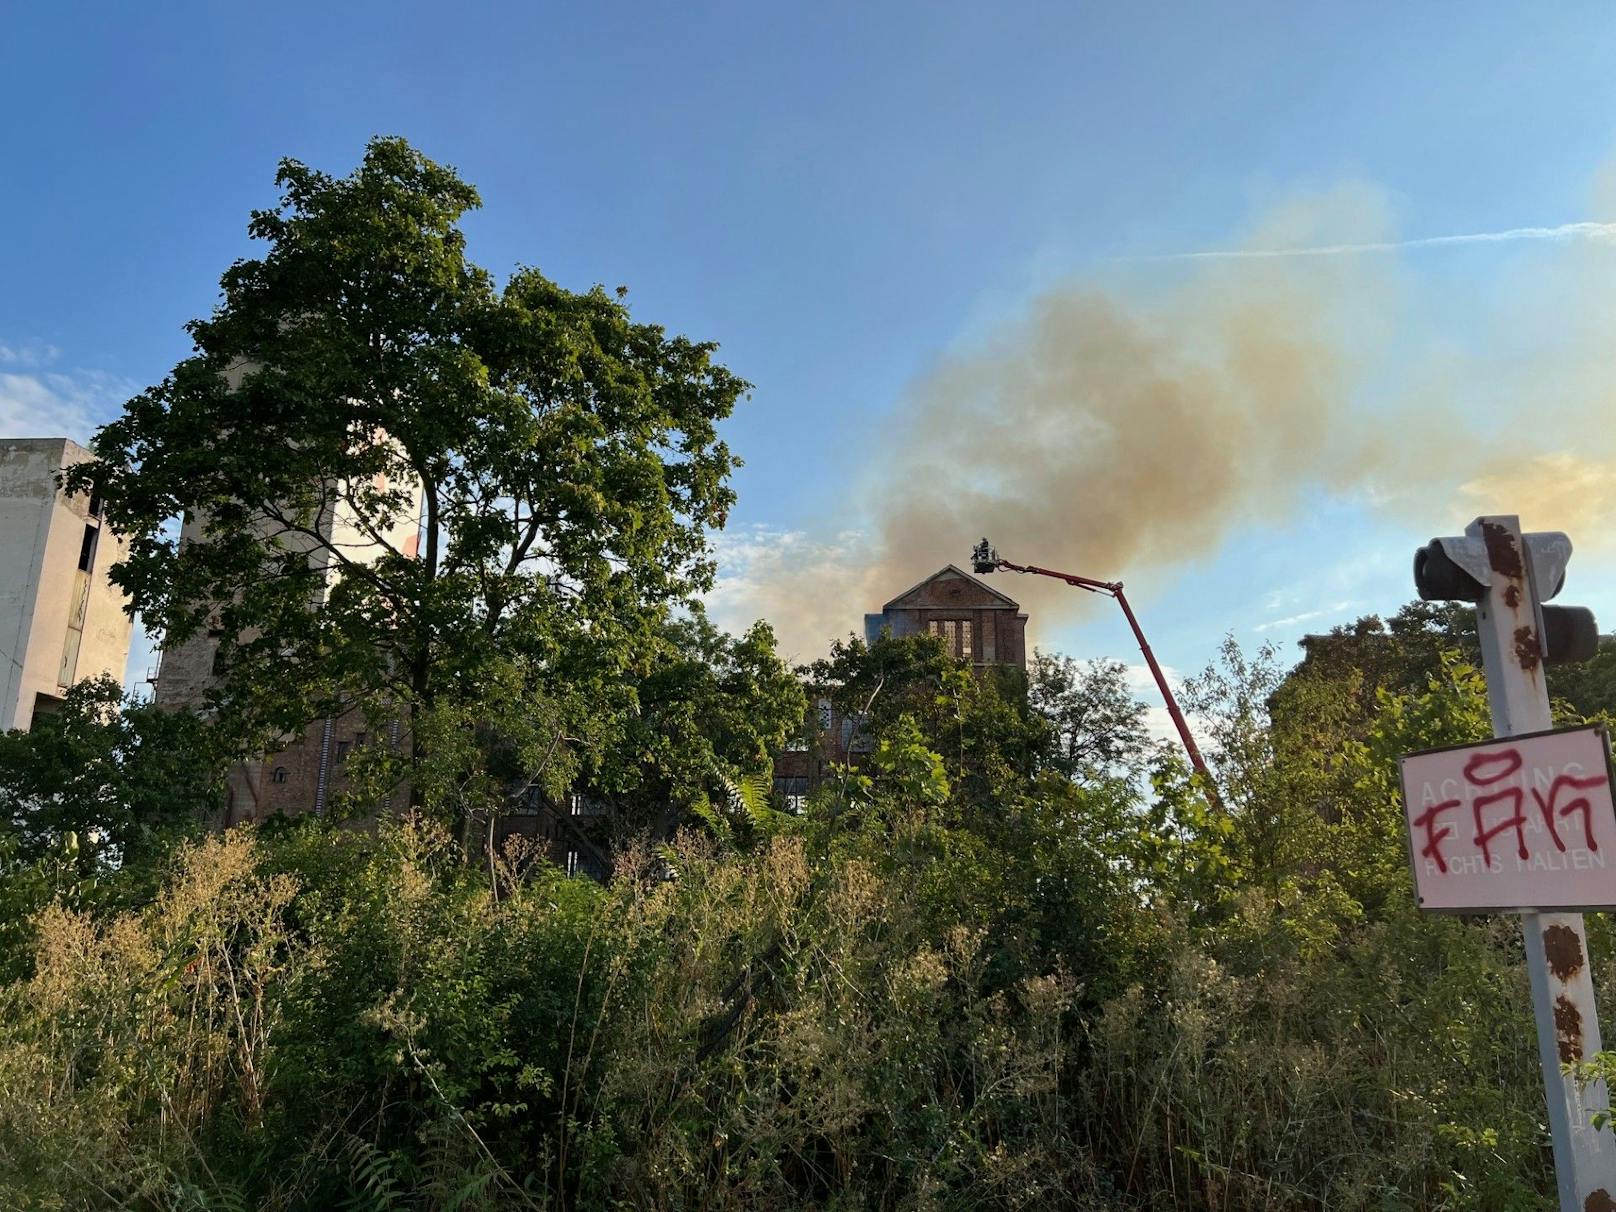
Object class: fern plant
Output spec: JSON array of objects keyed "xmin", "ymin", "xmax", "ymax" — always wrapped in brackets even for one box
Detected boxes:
[
  {"xmin": 688, "ymin": 768, "xmax": 792, "ymax": 853},
  {"xmin": 340, "ymin": 1135, "xmax": 404, "ymax": 1212}
]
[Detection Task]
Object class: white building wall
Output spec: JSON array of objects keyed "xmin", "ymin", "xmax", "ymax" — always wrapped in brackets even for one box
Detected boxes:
[{"xmin": 0, "ymin": 438, "xmax": 134, "ymax": 731}]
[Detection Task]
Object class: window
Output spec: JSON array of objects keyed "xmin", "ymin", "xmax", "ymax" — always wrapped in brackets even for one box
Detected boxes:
[
  {"xmin": 773, "ymin": 775, "xmax": 809, "ymax": 815},
  {"xmin": 29, "ymin": 693, "xmax": 63, "ymax": 727},
  {"xmin": 271, "ymin": 766, "xmax": 288, "ymax": 784},
  {"xmin": 335, "ymin": 740, "xmax": 352, "ymax": 762},
  {"xmin": 928, "ymin": 619, "xmax": 974, "ymax": 661},
  {"xmin": 77, "ymin": 524, "xmax": 96, "ymax": 573},
  {"xmin": 509, "ymin": 784, "xmax": 545, "ymax": 816},
  {"xmin": 566, "ymin": 849, "xmax": 608, "ymax": 881}
]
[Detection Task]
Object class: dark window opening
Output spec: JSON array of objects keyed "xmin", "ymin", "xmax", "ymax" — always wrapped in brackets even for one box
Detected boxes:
[
  {"xmin": 29, "ymin": 692, "xmax": 64, "ymax": 728},
  {"xmin": 566, "ymin": 848, "xmax": 609, "ymax": 881},
  {"xmin": 335, "ymin": 740, "xmax": 352, "ymax": 762},
  {"xmin": 510, "ymin": 784, "xmax": 545, "ymax": 816},
  {"xmin": 77, "ymin": 524, "xmax": 96, "ymax": 573},
  {"xmin": 87, "ymin": 484, "xmax": 103, "ymax": 519},
  {"xmin": 773, "ymin": 775, "xmax": 809, "ymax": 815},
  {"xmin": 271, "ymin": 767, "xmax": 288, "ymax": 784}
]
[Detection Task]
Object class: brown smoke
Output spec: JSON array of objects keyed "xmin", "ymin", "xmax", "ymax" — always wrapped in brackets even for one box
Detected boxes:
[{"xmin": 713, "ymin": 184, "xmax": 1616, "ymax": 659}]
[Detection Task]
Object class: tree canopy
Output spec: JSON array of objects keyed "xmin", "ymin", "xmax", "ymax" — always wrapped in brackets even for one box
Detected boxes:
[{"xmin": 68, "ymin": 137, "xmax": 761, "ymax": 827}]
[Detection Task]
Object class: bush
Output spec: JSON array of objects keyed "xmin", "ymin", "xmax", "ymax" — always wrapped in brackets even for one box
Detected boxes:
[{"xmin": 0, "ymin": 635, "xmax": 1588, "ymax": 1209}]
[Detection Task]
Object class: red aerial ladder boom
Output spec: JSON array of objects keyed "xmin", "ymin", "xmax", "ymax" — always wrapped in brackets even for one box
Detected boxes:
[{"xmin": 971, "ymin": 538, "xmax": 1215, "ymax": 791}]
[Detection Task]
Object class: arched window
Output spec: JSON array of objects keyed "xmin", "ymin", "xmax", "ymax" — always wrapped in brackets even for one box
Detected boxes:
[{"xmin": 271, "ymin": 766, "xmax": 288, "ymax": 785}]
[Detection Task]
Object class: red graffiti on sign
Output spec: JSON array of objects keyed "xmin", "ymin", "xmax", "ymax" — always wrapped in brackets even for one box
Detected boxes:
[
  {"xmin": 1415, "ymin": 748, "xmax": 1609, "ymax": 874},
  {"xmin": 1413, "ymin": 798, "xmax": 1462, "ymax": 874},
  {"xmin": 1533, "ymin": 772, "xmax": 1608, "ymax": 854},
  {"xmin": 1401, "ymin": 725, "xmax": 1616, "ymax": 912},
  {"xmin": 1467, "ymin": 749, "xmax": 1528, "ymax": 867}
]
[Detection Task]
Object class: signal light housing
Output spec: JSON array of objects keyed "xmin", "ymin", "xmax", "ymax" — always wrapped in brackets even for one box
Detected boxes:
[
  {"xmin": 1543, "ymin": 605, "xmax": 1600, "ymax": 666},
  {"xmin": 1413, "ymin": 527, "xmax": 1596, "ymax": 666}
]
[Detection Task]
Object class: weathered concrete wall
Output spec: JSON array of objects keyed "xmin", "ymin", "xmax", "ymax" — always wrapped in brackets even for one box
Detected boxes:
[
  {"xmin": 0, "ymin": 439, "xmax": 134, "ymax": 730},
  {"xmin": 150, "ymin": 511, "xmax": 216, "ymax": 712}
]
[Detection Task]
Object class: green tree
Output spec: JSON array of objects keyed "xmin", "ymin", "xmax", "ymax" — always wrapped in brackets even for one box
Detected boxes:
[
  {"xmin": 804, "ymin": 631, "xmax": 1046, "ymax": 811},
  {"xmin": 569, "ymin": 613, "xmax": 804, "ymax": 842},
  {"xmin": 0, "ymin": 676, "xmax": 222, "ymax": 871},
  {"xmin": 804, "ymin": 631, "xmax": 961, "ymax": 750},
  {"xmin": 1280, "ymin": 601, "xmax": 1478, "ymax": 733},
  {"xmin": 69, "ymin": 138, "xmax": 750, "ymax": 828},
  {"xmin": 1546, "ymin": 633, "xmax": 1616, "ymax": 719},
  {"xmin": 1028, "ymin": 650, "xmax": 1155, "ymax": 779}
]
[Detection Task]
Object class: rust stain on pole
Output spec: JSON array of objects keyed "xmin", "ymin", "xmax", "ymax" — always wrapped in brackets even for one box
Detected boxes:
[
  {"xmin": 1545, "ymin": 924, "xmax": 1586, "ymax": 980},
  {"xmin": 1482, "ymin": 520, "xmax": 1526, "ymax": 579},
  {"xmin": 1516, "ymin": 626, "xmax": 1543, "ymax": 672},
  {"xmin": 1557, "ymin": 995, "xmax": 1585, "ymax": 1063}
]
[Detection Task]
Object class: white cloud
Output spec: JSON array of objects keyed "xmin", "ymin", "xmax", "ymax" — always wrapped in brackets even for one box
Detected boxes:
[
  {"xmin": 0, "ymin": 365, "xmax": 133, "ymax": 444},
  {"xmin": 1253, "ymin": 599, "xmax": 1358, "ymax": 633},
  {"xmin": 1255, "ymin": 608, "xmax": 1326, "ymax": 632},
  {"xmin": 1121, "ymin": 660, "xmax": 1182, "ymax": 696},
  {"xmin": 0, "ymin": 340, "xmax": 62, "ymax": 366},
  {"xmin": 1118, "ymin": 661, "xmax": 1198, "ymax": 751},
  {"xmin": 1261, "ymin": 587, "xmax": 1296, "ymax": 613}
]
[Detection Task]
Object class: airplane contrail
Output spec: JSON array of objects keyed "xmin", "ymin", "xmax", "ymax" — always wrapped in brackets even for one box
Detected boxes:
[{"xmin": 1131, "ymin": 221, "xmax": 1616, "ymax": 262}]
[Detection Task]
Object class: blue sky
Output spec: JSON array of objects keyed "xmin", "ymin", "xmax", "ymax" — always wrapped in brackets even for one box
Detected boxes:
[{"xmin": 6, "ymin": 3, "xmax": 1616, "ymax": 713}]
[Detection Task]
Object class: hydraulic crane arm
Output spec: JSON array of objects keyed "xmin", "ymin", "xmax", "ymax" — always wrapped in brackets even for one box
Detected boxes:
[{"xmin": 975, "ymin": 543, "xmax": 1215, "ymax": 791}]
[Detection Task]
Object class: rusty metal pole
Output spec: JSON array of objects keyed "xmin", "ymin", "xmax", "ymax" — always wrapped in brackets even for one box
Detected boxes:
[{"xmin": 1471, "ymin": 514, "xmax": 1616, "ymax": 1210}]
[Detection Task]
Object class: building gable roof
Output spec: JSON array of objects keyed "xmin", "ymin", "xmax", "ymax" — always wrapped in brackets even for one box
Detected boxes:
[{"xmin": 882, "ymin": 565, "xmax": 1021, "ymax": 612}]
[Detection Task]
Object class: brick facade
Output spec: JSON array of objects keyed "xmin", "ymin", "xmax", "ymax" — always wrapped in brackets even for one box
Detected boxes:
[
  {"xmin": 863, "ymin": 564, "xmax": 1028, "ymax": 668},
  {"xmin": 774, "ymin": 565, "xmax": 1028, "ymax": 806}
]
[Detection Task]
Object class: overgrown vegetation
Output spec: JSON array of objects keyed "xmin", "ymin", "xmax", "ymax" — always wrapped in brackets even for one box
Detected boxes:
[
  {"xmin": 5, "ymin": 625, "xmax": 1614, "ymax": 1209},
  {"xmin": 4, "ymin": 141, "xmax": 1614, "ymax": 1209}
]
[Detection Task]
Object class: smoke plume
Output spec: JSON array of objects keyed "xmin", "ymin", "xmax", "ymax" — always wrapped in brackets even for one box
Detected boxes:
[{"xmin": 711, "ymin": 183, "xmax": 1616, "ymax": 660}]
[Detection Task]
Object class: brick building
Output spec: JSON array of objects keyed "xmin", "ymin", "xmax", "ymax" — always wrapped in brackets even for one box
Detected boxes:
[
  {"xmin": 773, "ymin": 564, "xmax": 1028, "ymax": 807},
  {"xmin": 862, "ymin": 564, "xmax": 1028, "ymax": 666}
]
